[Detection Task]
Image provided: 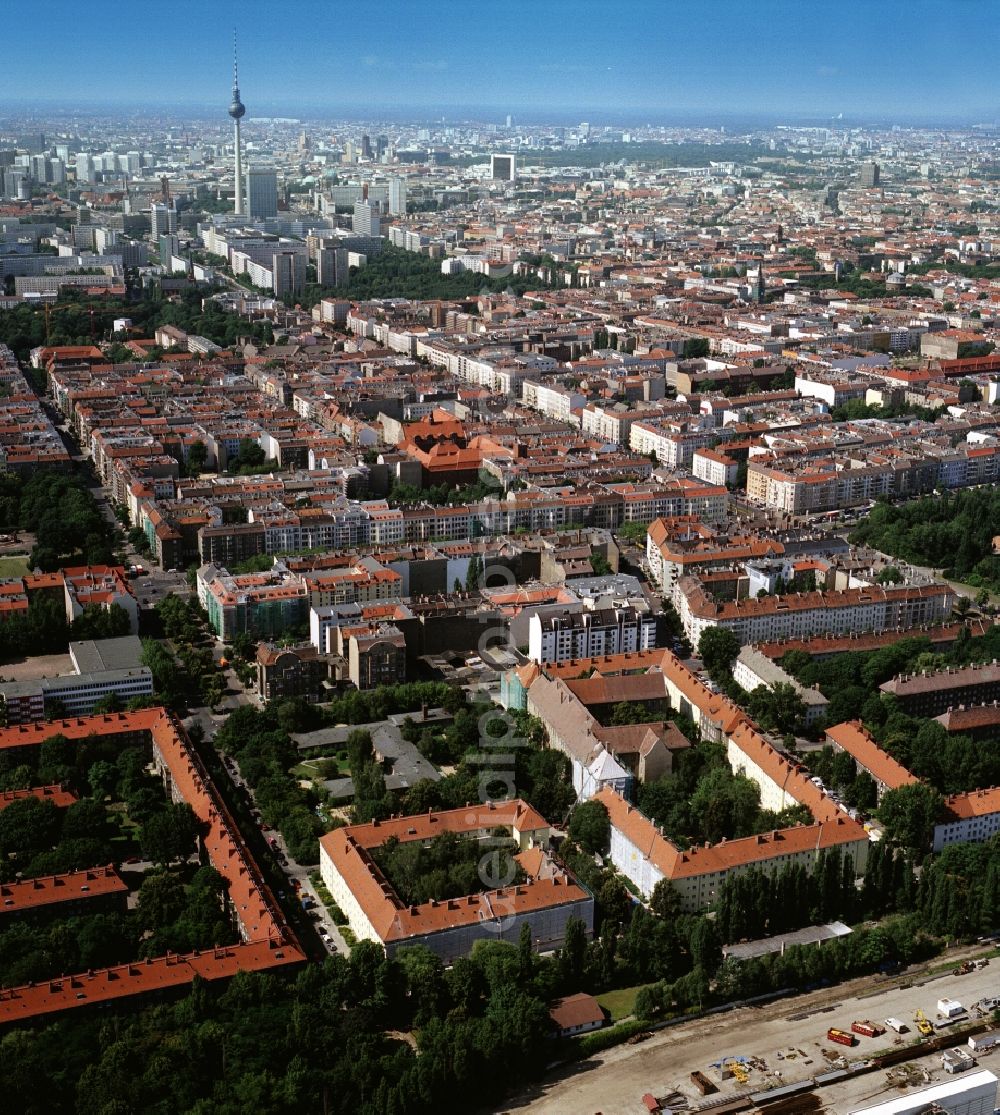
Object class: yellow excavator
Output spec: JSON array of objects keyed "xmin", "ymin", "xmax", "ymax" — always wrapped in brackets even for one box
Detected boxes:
[{"xmin": 913, "ymin": 1009, "xmax": 934, "ymax": 1036}]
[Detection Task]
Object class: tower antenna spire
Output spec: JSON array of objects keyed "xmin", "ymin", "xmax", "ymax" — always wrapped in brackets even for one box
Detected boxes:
[{"xmin": 228, "ymin": 29, "xmax": 247, "ymax": 216}]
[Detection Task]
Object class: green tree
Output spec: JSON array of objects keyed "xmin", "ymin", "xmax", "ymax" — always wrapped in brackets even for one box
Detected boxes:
[
  {"xmin": 186, "ymin": 440, "xmax": 208, "ymax": 476},
  {"xmin": 698, "ymin": 627, "xmax": 740, "ymax": 680},
  {"xmin": 567, "ymin": 800, "xmax": 610, "ymax": 854},
  {"xmin": 877, "ymin": 783, "xmax": 945, "ymax": 852},
  {"xmin": 139, "ymin": 802, "xmax": 199, "ymax": 864}
]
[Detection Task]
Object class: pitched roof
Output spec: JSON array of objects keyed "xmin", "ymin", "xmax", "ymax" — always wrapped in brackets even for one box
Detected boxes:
[{"xmin": 825, "ymin": 721, "xmax": 918, "ymax": 791}]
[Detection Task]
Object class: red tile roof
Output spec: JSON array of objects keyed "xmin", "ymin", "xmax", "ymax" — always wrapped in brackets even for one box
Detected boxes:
[
  {"xmin": 825, "ymin": 721, "xmax": 918, "ymax": 792},
  {"xmin": 0, "ymin": 865, "xmax": 126, "ymax": 915}
]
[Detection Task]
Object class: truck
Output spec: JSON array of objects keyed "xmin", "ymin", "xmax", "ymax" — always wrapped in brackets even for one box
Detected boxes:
[
  {"xmin": 885, "ymin": 1017, "xmax": 908, "ymax": 1034},
  {"xmin": 851, "ymin": 1020, "xmax": 886, "ymax": 1038},
  {"xmin": 826, "ymin": 1028, "xmax": 857, "ymax": 1047}
]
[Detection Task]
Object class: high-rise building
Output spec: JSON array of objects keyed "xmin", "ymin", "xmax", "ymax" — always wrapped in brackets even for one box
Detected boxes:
[
  {"xmin": 246, "ymin": 167, "xmax": 278, "ymax": 219},
  {"xmin": 388, "ymin": 178, "xmax": 407, "ymax": 216},
  {"xmin": 353, "ymin": 199, "xmax": 381, "ymax": 237},
  {"xmin": 317, "ymin": 245, "xmax": 349, "ymax": 287},
  {"xmin": 159, "ymin": 234, "xmax": 181, "ymax": 267},
  {"xmin": 490, "ymin": 153, "xmax": 516, "ymax": 181},
  {"xmin": 150, "ymin": 203, "xmax": 177, "ymax": 239},
  {"xmin": 273, "ymin": 250, "xmax": 306, "ymax": 299},
  {"xmin": 859, "ymin": 160, "xmax": 880, "ymax": 187},
  {"xmin": 361, "ymin": 134, "xmax": 373, "ymax": 159},
  {"xmin": 229, "ymin": 35, "xmax": 247, "ymax": 216}
]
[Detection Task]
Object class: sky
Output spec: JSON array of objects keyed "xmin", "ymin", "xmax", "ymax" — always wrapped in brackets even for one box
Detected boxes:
[{"xmin": 1, "ymin": 0, "xmax": 997, "ymax": 124}]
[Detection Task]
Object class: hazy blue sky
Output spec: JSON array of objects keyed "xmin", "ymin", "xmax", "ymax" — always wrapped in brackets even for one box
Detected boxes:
[{"xmin": 1, "ymin": 0, "xmax": 996, "ymax": 122}]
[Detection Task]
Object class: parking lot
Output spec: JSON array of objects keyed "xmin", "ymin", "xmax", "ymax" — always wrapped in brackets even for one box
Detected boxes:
[{"xmin": 503, "ymin": 955, "xmax": 999, "ymax": 1115}]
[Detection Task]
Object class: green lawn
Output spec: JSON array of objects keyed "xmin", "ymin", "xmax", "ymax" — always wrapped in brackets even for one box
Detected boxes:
[
  {"xmin": 293, "ymin": 756, "xmax": 351, "ymax": 781},
  {"xmin": 596, "ymin": 984, "xmax": 650, "ymax": 1022},
  {"xmin": 0, "ymin": 555, "xmax": 30, "ymax": 579}
]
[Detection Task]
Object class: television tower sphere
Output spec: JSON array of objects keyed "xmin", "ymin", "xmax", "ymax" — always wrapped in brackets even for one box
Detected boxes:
[{"xmin": 229, "ymin": 91, "xmax": 246, "ymax": 120}]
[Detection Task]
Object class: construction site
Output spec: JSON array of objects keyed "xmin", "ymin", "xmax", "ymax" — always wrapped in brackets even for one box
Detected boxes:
[{"xmin": 505, "ymin": 953, "xmax": 1000, "ymax": 1115}]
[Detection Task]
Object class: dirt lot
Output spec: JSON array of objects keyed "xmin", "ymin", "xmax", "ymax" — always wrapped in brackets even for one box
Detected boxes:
[
  {"xmin": 0, "ymin": 652, "xmax": 74, "ymax": 682},
  {"xmin": 500, "ymin": 954, "xmax": 998, "ymax": 1115}
]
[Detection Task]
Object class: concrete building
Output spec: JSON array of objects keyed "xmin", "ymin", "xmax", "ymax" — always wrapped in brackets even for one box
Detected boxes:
[
  {"xmin": 859, "ymin": 160, "xmax": 880, "ymax": 188},
  {"xmin": 272, "ymin": 250, "xmax": 306, "ymax": 299},
  {"xmin": 352, "ymin": 200, "xmax": 381, "ymax": 237},
  {"xmin": 246, "ymin": 167, "xmax": 278, "ymax": 220},
  {"xmin": 527, "ymin": 606, "xmax": 656, "ymax": 664},
  {"xmin": 387, "ymin": 178, "xmax": 407, "ymax": 216},
  {"xmin": 150, "ymin": 203, "xmax": 177, "ymax": 240},
  {"xmin": 490, "ymin": 154, "xmax": 516, "ymax": 181},
  {"xmin": 0, "ymin": 635, "xmax": 153, "ymax": 723}
]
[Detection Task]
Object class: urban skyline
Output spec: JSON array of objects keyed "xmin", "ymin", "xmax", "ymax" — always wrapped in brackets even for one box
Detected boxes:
[{"xmin": 1, "ymin": 4, "xmax": 1000, "ymax": 1114}]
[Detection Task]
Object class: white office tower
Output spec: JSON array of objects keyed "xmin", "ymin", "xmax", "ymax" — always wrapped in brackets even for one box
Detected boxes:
[
  {"xmin": 246, "ymin": 167, "xmax": 278, "ymax": 219},
  {"xmin": 75, "ymin": 153, "xmax": 94, "ymax": 183},
  {"xmin": 353, "ymin": 200, "xmax": 381, "ymax": 236},
  {"xmin": 150, "ymin": 203, "xmax": 177, "ymax": 239},
  {"xmin": 388, "ymin": 177, "xmax": 407, "ymax": 216}
]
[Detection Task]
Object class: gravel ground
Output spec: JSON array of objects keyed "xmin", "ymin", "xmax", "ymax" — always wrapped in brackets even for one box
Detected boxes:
[{"xmin": 499, "ymin": 949, "xmax": 998, "ymax": 1115}]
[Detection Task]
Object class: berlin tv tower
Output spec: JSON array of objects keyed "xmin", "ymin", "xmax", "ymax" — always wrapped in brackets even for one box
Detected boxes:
[{"xmin": 229, "ymin": 31, "xmax": 247, "ymax": 216}]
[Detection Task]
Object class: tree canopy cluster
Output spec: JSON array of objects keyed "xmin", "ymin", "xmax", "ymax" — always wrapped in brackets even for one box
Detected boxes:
[
  {"xmin": 0, "ymin": 471, "xmax": 117, "ymax": 573},
  {"xmin": 297, "ymin": 245, "xmax": 548, "ymax": 307},
  {"xmin": 143, "ymin": 595, "xmax": 225, "ymax": 709},
  {"xmin": 0, "ymin": 287, "xmax": 273, "ymax": 370},
  {"xmin": 637, "ymin": 740, "xmax": 812, "ymax": 849},
  {"xmin": 371, "ymin": 830, "xmax": 524, "ymax": 907},
  {"xmin": 779, "ymin": 627, "xmax": 1000, "ymax": 726},
  {"xmin": 214, "ymin": 704, "xmax": 324, "ymax": 865},
  {"xmin": 849, "ymin": 488, "xmax": 1000, "ymax": 592}
]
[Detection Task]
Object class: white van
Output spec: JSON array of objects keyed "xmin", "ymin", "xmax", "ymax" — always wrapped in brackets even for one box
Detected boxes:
[{"xmin": 885, "ymin": 1017, "xmax": 907, "ymax": 1034}]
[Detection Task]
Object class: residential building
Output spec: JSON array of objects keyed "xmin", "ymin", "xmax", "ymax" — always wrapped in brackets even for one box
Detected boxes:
[
  {"xmin": 527, "ymin": 606, "xmax": 656, "ymax": 664},
  {"xmin": 675, "ymin": 576, "xmax": 954, "ymax": 647},
  {"xmin": 733, "ymin": 645, "xmax": 829, "ymax": 725},
  {"xmin": 879, "ymin": 662, "xmax": 1000, "ymax": 718},
  {"xmin": 825, "ymin": 721, "xmax": 919, "ymax": 801},
  {"xmin": 255, "ymin": 642, "xmax": 331, "ymax": 704},
  {"xmin": 596, "ymin": 787, "xmax": 868, "ymax": 912},
  {"xmin": 933, "ymin": 788, "xmax": 1000, "ymax": 853},
  {"xmin": 319, "ymin": 800, "xmax": 593, "ymax": 962}
]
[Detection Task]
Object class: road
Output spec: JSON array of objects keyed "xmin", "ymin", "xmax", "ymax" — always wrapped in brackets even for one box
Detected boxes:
[{"xmin": 501, "ymin": 949, "xmax": 999, "ymax": 1115}]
